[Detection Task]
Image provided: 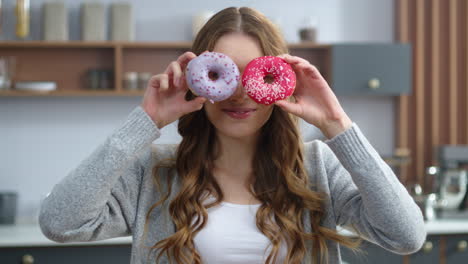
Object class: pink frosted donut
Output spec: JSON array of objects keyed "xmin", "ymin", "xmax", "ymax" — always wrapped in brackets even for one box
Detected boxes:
[
  {"xmin": 241, "ymin": 56, "xmax": 296, "ymax": 105},
  {"xmin": 185, "ymin": 52, "xmax": 240, "ymax": 103}
]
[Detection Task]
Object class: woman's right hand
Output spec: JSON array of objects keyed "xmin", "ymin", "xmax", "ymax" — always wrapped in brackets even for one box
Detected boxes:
[{"xmin": 140, "ymin": 52, "xmax": 207, "ymax": 129}]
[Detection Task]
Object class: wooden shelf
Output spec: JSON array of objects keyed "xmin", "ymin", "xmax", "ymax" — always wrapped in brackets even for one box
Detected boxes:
[
  {"xmin": 0, "ymin": 41, "xmax": 327, "ymax": 49},
  {"xmin": 0, "ymin": 90, "xmax": 144, "ymax": 97},
  {"xmin": 0, "ymin": 41, "xmax": 331, "ymax": 97}
]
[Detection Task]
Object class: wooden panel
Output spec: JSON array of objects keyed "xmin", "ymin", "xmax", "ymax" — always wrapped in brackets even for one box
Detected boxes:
[
  {"xmin": 0, "ymin": 47, "xmax": 114, "ymax": 91},
  {"xmin": 431, "ymin": 0, "xmax": 440, "ymax": 162},
  {"xmin": 396, "ymin": 0, "xmax": 468, "ymax": 188},
  {"xmin": 466, "ymin": 0, "xmax": 468, "ymax": 144},
  {"xmin": 449, "ymin": 0, "xmax": 458, "ymax": 145},
  {"xmin": 415, "ymin": 0, "xmax": 426, "ymax": 187},
  {"xmin": 427, "ymin": 0, "xmax": 442, "ymax": 193},
  {"xmin": 440, "ymin": 235, "xmax": 446, "ymax": 264},
  {"xmin": 115, "ymin": 46, "xmax": 123, "ymax": 91}
]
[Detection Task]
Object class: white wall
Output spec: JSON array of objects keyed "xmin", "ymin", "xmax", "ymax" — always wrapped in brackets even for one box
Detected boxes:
[{"xmin": 0, "ymin": 0, "xmax": 395, "ymax": 224}]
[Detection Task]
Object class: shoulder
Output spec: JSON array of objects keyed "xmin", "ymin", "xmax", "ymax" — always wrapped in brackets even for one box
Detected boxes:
[
  {"xmin": 135, "ymin": 143, "xmax": 178, "ymax": 172},
  {"xmin": 302, "ymin": 139, "xmax": 335, "ymax": 188},
  {"xmin": 303, "ymin": 139, "xmax": 335, "ymax": 166},
  {"xmin": 150, "ymin": 143, "xmax": 178, "ymax": 161}
]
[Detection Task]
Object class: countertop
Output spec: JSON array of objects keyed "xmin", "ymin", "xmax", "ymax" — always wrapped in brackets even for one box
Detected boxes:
[
  {"xmin": 2, "ymin": 218, "xmax": 468, "ymax": 247},
  {"xmin": 0, "ymin": 225, "xmax": 131, "ymax": 247}
]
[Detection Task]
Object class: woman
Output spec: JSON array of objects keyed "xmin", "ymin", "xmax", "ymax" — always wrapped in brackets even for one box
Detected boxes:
[{"xmin": 39, "ymin": 7, "xmax": 426, "ymax": 264}]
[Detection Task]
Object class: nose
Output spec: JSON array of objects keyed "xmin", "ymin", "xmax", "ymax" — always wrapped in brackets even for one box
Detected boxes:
[{"xmin": 228, "ymin": 82, "xmax": 249, "ymax": 102}]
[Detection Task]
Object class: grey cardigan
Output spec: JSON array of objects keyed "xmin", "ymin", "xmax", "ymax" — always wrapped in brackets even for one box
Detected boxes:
[{"xmin": 39, "ymin": 106, "xmax": 426, "ymax": 264}]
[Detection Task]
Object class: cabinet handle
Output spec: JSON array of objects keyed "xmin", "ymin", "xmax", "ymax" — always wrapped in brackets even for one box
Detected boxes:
[
  {"xmin": 458, "ymin": 240, "xmax": 468, "ymax": 252},
  {"xmin": 422, "ymin": 241, "xmax": 433, "ymax": 253},
  {"xmin": 22, "ymin": 254, "xmax": 34, "ymax": 264},
  {"xmin": 368, "ymin": 78, "xmax": 380, "ymax": 90}
]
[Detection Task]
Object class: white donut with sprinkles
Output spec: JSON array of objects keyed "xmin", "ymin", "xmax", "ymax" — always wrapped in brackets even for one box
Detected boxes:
[{"xmin": 185, "ymin": 52, "xmax": 240, "ymax": 103}]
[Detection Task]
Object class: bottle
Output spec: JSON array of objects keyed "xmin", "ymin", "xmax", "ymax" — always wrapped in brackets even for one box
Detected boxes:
[{"xmin": 16, "ymin": 0, "xmax": 30, "ymax": 39}]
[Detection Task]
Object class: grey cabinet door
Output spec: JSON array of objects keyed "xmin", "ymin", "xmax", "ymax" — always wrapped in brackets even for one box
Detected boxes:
[
  {"xmin": 446, "ymin": 235, "xmax": 468, "ymax": 264},
  {"xmin": 340, "ymin": 240, "xmax": 404, "ymax": 264},
  {"xmin": 331, "ymin": 43, "xmax": 411, "ymax": 95},
  {"xmin": 0, "ymin": 245, "xmax": 131, "ymax": 264},
  {"xmin": 409, "ymin": 236, "xmax": 440, "ymax": 264}
]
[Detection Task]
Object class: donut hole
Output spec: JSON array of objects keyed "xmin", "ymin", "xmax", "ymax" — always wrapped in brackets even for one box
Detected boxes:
[
  {"xmin": 208, "ymin": 71, "xmax": 219, "ymax": 81},
  {"xmin": 263, "ymin": 74, "xmax": 275, "ymax": 84}
]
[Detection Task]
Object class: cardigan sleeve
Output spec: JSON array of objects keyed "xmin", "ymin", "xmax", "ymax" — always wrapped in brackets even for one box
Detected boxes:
[
  {"xmin": 39, "ymin": 106, "xmax": 161, "ymax": 242},
  {"xmin": 320, "ymin": 123, "xmax": 426, "ymax": 254}
]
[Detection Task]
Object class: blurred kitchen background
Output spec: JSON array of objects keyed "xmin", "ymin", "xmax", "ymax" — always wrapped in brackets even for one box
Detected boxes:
[{"xmin": 1, "ymin": 0, "xmax": 468, "ymax": 263}]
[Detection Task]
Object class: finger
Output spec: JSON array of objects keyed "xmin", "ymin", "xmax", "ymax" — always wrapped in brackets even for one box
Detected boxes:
[
  {"xmin": 178, "ymin": 75, "xmax": 189, "ymax": 92},
  {"xmin": 300, "ymin": 63, "xmax": 322, "ymax": 80},
  {"xmin": 277, "ymin": 53, "xmax": 287, "ymax": 58},
  {"xmin": 152, "ymin": 74, "xmax": 169, "ymax": 92},
  {"xmin": 287, "ymin": 60, "xmax": 322, "ymax": 80},
  {"xmin": 182, "ymin": 96, "xmax": 207, "ymax": 113},
  {"xmin": 279, "ymin": 54, "xmax": 310, "ymax": 66},
  {"xmin": 177, "ymin": 51, "xmax": 197, "ymax": 69},
  {"xmin": 274, "ymin": 99, "xmax": 303, "ymax": 116},
  {"xmin": 277, "ymin": 54, "xmax": 292, "ymax": 61},
  {"xmin": 144, "ymin": 74, "xmax": 163, "ymax": 100},
  {"xmin": 148, "ymin": 74, "xmax": 162, "ymax": 89},
  {"xmin": 164, "ymin": 61, "xmax": 183, "ymax": 87},
  {"xmin": 277, "ymin": 54, "xmax": 320, "ymax": 77}
]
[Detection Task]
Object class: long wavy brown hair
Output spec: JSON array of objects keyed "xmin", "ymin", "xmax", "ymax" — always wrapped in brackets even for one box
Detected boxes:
[{"xmin": 143, "ymin": 6, "xmax": 362, "ymax": 264}]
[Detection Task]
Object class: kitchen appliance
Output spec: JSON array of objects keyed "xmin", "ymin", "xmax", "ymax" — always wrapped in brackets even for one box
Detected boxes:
[
  {"xmin": 409, "ymin": 184, "xmax": 437, "ymax": 221},
  {"xmin": 433, "ymin": 145, "xmax": 468, "ymax": 212},
  {"xmin": 0, "ymin": 192, "xmax": 17, "ymax": 224}
]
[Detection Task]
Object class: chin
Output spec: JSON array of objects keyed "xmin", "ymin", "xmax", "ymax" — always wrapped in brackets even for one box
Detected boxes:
[{"xmin": 216, "ymin": 123, "xmax": 261, "ymax": 139}]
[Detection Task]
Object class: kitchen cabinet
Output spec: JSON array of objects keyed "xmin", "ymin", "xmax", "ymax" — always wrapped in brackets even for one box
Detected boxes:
[
  {"xmin": 340, "ymin": 240, "xmax": 404, "ymax": 264},
  {"xmin": 0, "ymin": 42, "xmax": 411, "ymax": 97},
  {"xmin": 0, "ymin": 245, "xmax": 131, "ymax": 264},
  {"xmin": 408, "ymin": 236, "xmax": 440, "ymax": 264},
  {"xmin": 445, "ymin": 234, "xmax": 468, "ymax": 263},
  {"xmin": 331, "ymin": 44, "xmax": 411, "ymax": 95},
  {"xmin": 341, "ymin": 234, "xmax": 468, "ymax": 264}
]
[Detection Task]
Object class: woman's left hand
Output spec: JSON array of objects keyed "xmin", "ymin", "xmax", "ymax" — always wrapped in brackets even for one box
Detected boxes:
[{"xmin": 274, "ymin": 54, "xmax": 353, "ymax": 139}]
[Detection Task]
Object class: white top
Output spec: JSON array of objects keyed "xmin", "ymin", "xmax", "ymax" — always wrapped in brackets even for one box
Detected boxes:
[{"xmin": 193, "ymin": 195, "xmax": 288, "ymax": 264}]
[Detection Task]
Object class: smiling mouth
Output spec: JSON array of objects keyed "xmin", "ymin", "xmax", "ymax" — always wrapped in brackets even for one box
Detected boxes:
[
  {"xmin": 223, "ymin": 110, "xmax": 255, "ymax": 113},
  {"xmin": 222, "ymin": 108, "xmax": 257, "ymax": 113},
  {"xmin": 221, "ymin": 109, "xmax": 257, "ymax": 119}
]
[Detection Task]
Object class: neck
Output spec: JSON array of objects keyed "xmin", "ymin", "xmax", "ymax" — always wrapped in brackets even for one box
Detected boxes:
[{"xmin": 213, "ymin": 132, "xmax": 259, "ymax": 178}]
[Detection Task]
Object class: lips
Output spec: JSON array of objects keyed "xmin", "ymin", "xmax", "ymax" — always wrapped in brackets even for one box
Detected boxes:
[{"xmin": 221, "ymin": 107, "xmax": 256, "ymax": 119}]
